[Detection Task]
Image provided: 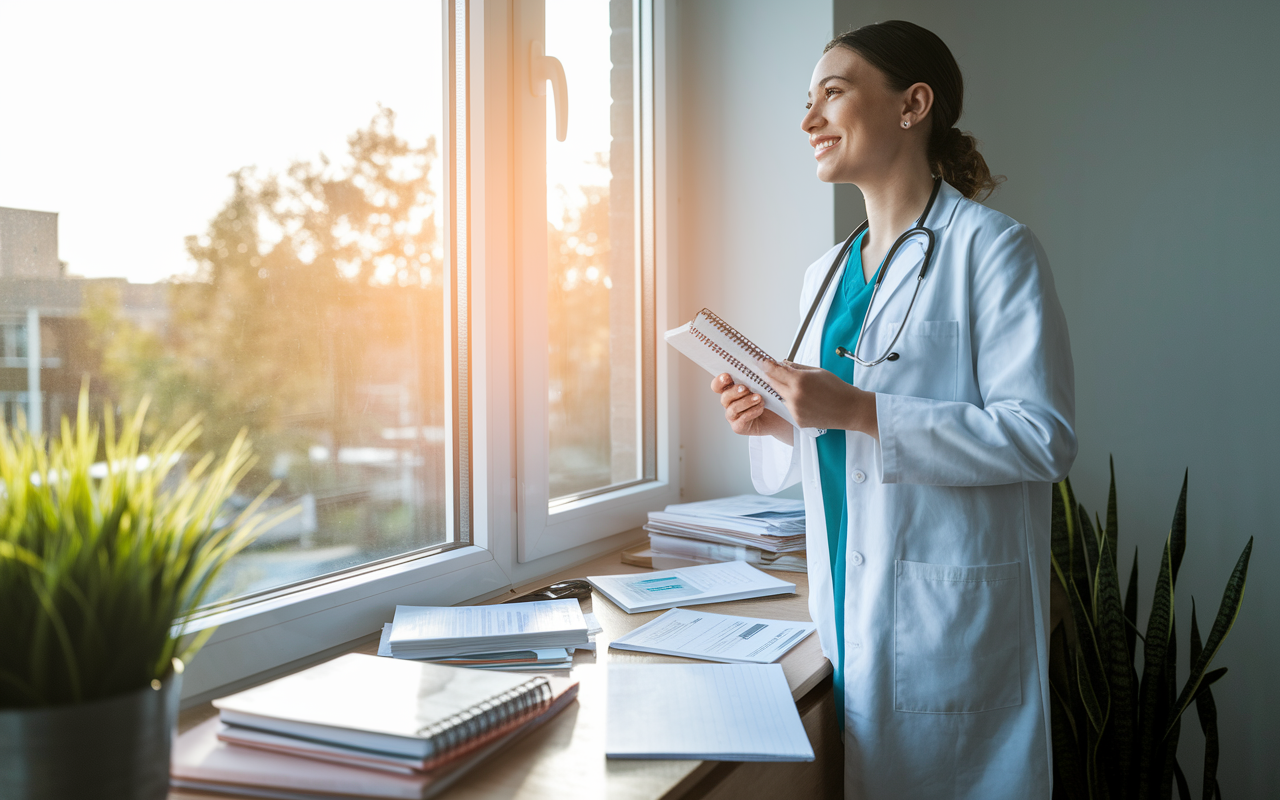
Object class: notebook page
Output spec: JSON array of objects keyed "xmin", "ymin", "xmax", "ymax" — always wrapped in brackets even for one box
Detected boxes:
[{"xmin": 605, "ymin": 663, "xmax": 814, "ymax": 761}]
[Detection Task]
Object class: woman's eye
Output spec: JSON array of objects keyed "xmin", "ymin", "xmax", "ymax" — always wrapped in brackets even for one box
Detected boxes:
[
  {"xmin": 825, "ymin": 88, "xmax": 839, "ymax": 98},
  {"xmin": 804, "ymin": 102, "xmax": 813, "ymax": 110}
]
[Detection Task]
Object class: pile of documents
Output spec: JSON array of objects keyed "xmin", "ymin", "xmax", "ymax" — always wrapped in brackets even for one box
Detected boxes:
[
  {"xmin": 375, "ymin": 598, "xmax": 601, "ymax": 671},
  {"xmin": 171, "ymin": 654, "xmax": 580, "ymax": 799},
  {"xmin": 642, "ymin": 495, "xmax": 807, "ymax": 572}
]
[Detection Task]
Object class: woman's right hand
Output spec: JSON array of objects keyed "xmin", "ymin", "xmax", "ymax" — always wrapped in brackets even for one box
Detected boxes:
[{"xmin": 710, "ymin": 373, "xmax": 793, "ymax": 445}]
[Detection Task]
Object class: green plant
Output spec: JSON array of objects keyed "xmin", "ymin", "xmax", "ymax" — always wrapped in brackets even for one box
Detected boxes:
[
  {"xmin": 1049, "ymin": 459, "xmax": 1252, "ymax": 800},
  {"xmin": 0, "ymin": 392, "xmax": 288, "ymax": 708}
]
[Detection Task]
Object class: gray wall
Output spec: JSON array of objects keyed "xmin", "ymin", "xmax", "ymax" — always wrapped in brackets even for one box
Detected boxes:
[
  {"xmin": 676, "ymin": 0, "xmax": 831, "ymax": 502},
  {"xmin": 676, "ymin": 0, "xmax": 1279, "ymax": 794},
  {"xmin": 830, "ymin": 1, "xmax": 1279, "ymax": 795}
]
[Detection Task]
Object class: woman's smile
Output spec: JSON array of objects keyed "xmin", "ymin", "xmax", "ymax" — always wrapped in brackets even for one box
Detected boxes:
[{"xmin": 812, "ymin": 135, "xmax": 842, "ymax": 159}]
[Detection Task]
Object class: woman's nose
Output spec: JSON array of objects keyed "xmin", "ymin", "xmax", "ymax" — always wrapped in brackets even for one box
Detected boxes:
[{"xmin": 801, "ymin": 102, "xmax": 822, "ymax": 134}]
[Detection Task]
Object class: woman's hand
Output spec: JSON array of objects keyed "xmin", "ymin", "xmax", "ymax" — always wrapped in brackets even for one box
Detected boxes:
[
  {"xmin": 759, "ymin": 360, "xmax": 879, "ymax": 439},
  {"xmin": 710, "ymin": 373, "xmax": 793, "ymax": 445}
]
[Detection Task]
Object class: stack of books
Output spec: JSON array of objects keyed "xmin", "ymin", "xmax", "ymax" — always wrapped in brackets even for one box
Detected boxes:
[
  {"xmin": 171, "ymin": 653, "xmax": 579, "ymax": 799},
  {"xmin": 375, "ymin": 598, "xmax": 600, "ymax": 671},
  {"xmin": 636, "ymin": 495, "xmax": 807, "ymax": 573}
]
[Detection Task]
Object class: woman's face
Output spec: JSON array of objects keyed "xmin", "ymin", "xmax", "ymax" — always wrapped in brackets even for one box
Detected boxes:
[{"xmin": 801, "ymin": 46, "xmax": 926, "ymax": 184}]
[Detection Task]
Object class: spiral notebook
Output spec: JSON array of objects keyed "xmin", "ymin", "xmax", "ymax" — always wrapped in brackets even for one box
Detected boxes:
[
  {"xmin": 212, "ymin": 654, "xmax": 553, "ymax": 760},
  {"xmin": 665, "ymin": 309, "xmax": 794, "ymax": 426}
]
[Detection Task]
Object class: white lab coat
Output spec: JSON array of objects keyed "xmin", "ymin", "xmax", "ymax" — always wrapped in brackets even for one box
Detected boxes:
[{"xmin": 750, "ymin": 180, "xmax": 1076, "ymax": 799}]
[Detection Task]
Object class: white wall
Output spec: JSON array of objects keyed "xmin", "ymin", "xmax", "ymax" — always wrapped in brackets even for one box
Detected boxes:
[
  {"xmin": 675, "ymin": 0, "xmax": 833, "ymax": 503},
  {"xmin": 828, "ymin": 2, "xmax": 1278, "ymax": 795}
]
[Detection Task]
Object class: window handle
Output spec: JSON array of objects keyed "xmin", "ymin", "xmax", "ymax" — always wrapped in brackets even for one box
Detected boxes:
[{"xmin": 530, "ymin": 39, "xmax": 569, "ymax": 142}]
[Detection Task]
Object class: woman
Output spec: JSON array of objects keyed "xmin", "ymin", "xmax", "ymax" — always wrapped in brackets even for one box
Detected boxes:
[{"xmin": 710, "ymin": 21, "xmax": 1076, "ymax": 799}]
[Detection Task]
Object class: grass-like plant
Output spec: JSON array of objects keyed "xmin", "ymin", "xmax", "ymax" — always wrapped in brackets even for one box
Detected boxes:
[
  {"xmin": 1049, "ymin": 460, "xmax": 1252, "ymax": 800},
  {"xmin": 0, "ymin": 391, "xmax": 286, "ymax": 708}
]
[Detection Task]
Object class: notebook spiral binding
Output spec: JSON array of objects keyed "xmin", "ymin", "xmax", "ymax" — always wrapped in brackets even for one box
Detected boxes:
[
  {"xmin": 696, "ymin": 309, "xmax": 776, "ymax": 366},
  {"xmin": 690, "ymin": 312, "xmax": 783, "ymax": 402},
  {"xmin": 415, "ymin": 676, "xmax": 554, "ymax": 759}
]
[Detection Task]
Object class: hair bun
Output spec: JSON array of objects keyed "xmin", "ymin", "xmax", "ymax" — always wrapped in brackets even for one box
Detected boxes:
[{"xmin": 931, "ymin": 127, "xmax": 1004, "ymax": 202}]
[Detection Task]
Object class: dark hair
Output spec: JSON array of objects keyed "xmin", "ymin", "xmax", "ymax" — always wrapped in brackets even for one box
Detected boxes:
[{"xmin": 825, "ymin": 21, "xmax": 1003, "ymax": 200}]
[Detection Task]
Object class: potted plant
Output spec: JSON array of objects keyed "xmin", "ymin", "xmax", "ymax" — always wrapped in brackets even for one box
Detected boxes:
[
  {"xmin": 1049, "ymin": 460, "xmax": 1252, "ymax": 800},
  {"xmin": 0, "ymin": 392, "xmax": 285, "ymax": 799}
]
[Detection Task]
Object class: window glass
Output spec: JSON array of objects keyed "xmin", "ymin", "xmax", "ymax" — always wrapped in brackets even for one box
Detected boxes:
[
  {"xmin": 545, "ymin": 0, "xmax": 643, "ymax": 500},
  {"xmin": 0, "ymin": 0, "xmax": 456, "ymax": 604}
]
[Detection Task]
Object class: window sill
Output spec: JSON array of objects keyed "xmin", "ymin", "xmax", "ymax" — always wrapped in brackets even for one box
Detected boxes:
[{"xmin": 178, "ymin": 545, "xmax": 509, "ymax": 706}]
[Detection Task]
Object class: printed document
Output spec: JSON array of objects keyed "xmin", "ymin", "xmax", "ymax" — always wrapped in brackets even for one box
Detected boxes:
[
  {"xmin": 587, "ymin": 560, "xmax": 795, "ymax": 614},
  {"xmin": 609, "ymin": 608, "xmax": 815, "ymax": 664}
]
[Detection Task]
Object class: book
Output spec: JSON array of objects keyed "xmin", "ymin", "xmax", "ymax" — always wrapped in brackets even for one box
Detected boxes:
[
  {"xmin": 586, "ymin": 560, "xmax": 796, "ymax": 614},
  {"xmin": 645, "ymin": 532, "xmax": 807, "ymax": 572},
  {"xmin": 376, "ymin": 624, "xmax": 575, "ymax": 670},
  {"xmin": 605, "ymin": 663, "xmax": 814, "ymax": 761},
  {"xmin": 212, "ymin": 654, "xmax": 553, "ymax": 759},
  {"xmin": 664, "ymin": 308, "xmax": 794, "ymax": 426},
  {"xmin": 175, "ymin": 677, "xmax": 579, "ymax": 800},
  {"xmin": 387, "ymin": 598, "xmax": 588, "ymax": 659},
  {"xmin": 608, "ymin": 608, "xmax": 815, "ymax": 664}
]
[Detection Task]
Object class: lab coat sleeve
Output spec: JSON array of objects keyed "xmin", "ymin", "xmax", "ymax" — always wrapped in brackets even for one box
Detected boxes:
[
  {"xmin": 749, "ymin": 434, "xmax": 801, "ymax": 494},
  {"xmin": 877, "ymin": 224, "xmax": 1077, "ymax": 486}
]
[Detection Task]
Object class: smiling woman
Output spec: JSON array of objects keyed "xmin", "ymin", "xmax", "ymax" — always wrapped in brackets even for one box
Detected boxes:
[{"xmin": 712, "ymin": 19, "xmax": 1076, "ymax": 800}]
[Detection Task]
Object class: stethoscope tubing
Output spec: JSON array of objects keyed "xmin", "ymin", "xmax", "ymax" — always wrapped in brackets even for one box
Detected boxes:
[{"xmin": 785, "ymin": 177, "xmax": 942, "ymax": 366}]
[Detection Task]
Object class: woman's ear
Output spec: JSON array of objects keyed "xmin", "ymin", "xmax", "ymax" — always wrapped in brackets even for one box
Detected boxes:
[{"xmin": 901, "ymin": 82, "xmax": 934, "ymax": 128}]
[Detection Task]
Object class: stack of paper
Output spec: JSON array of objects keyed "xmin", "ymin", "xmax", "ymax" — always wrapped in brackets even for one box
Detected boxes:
[
  {"xmin": 644, "ymin": 495, "xmax": 807, "ymax": 572},
  {"xmin": 172, "ymin": 654, "xmax": 580, "ymax": 799},
  {"xmin": 376, "ymin": 599, "xmax": 600, "ymax": 670}
]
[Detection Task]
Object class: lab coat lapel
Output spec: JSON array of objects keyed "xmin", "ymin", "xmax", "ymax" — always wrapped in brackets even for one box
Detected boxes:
[{"xmin": 861, "ymin": 181, "xmax": 964, "ymax": 334}]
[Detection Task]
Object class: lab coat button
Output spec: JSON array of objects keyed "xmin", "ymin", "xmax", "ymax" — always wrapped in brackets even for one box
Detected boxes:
[
  {"xmin": 852, "ymin": 470, "xmax": 866, "ymax": 483},
  {"xmin": 850, "ymin": 551, "xmax": 865, "ymax": 566}
]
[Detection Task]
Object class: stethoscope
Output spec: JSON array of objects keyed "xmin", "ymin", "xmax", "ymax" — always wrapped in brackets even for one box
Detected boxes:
[{"xmin": 785, "ymin": 177, "xmax": 942, "ymax": 366}]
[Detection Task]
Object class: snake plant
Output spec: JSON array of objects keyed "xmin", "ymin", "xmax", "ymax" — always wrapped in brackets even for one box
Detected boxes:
[
  {"xmin": 0, "ymin": 390, "xmax": 287, "ymax": 708},
  {"xmin": 1049, "ymin": 459, "xmax": 1252, "ymax": 800}
]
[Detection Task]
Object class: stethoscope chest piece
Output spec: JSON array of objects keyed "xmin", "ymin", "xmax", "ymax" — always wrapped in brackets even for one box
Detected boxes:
[{"xmin": 835, "ymin": 347, "xmax": 901, "ymax": 363}]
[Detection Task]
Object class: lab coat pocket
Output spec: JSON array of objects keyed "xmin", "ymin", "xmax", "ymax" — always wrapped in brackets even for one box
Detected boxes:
[
  {"xmin": 876, "ymin": 320, "xmax": 958, "ymax": 401},
  {"xmin": 894, "ymin": 559, "xmax": 1022, "ymax": 713}
]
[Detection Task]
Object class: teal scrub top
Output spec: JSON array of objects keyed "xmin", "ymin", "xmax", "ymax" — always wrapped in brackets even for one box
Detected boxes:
[{"xmin": 816, "ymin": 229, "xmax": 879, "ymax": 729}]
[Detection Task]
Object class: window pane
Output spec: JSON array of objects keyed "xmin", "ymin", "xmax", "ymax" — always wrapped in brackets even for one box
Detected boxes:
[
  {"xmin": 0, "ymin": 0, "xmax": 455, "ymax": 604},
  {"xmin": 545, "ymin": 0, "xmax": 640, "ymax": 500}
]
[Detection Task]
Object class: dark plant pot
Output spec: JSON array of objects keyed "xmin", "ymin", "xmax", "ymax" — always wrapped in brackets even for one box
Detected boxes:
[{"xmin": 0, "ymin": 664, "xmax": 182, "ymax": 800}]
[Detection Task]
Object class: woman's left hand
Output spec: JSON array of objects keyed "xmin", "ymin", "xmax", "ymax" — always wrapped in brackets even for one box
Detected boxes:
[{"xmin": 760, "ymin": 360, "xmax": 879, "ymax": 438}]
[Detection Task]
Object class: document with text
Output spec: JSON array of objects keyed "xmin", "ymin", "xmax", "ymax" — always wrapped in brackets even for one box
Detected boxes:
[
  {"xmin": 609, "ymin": 608, "xmax": 815, "ymax": 664},
  {"xmin": 587, "ymin": 560, "xmax": 795, "ymax": 614}
]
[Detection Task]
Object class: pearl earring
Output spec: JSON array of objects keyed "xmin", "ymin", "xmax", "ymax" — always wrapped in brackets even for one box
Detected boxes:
[{"xmin": 902, "ymin": 121, "xmax": 910, "ymax": 128}]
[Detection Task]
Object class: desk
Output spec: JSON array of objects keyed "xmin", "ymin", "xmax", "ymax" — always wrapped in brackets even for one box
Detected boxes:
[{"xmin": 171, "ymin": 549, "xmax": 841, "ymax": 800}]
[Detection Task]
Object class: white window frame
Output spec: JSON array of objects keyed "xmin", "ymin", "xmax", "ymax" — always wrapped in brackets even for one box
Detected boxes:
[
  {"xmin": 176, "ymin": 0, "xmax": 678, "ymax": 707},
  {"xmin": 513, "ymin": 0, "xmax": 678, "ymax": 563}
]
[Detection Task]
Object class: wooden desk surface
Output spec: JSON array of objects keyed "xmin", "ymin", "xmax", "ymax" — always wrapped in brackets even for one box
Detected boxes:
[{"xmin": 171, "ymin": 550, "xmax": 832, "ymax": 800}]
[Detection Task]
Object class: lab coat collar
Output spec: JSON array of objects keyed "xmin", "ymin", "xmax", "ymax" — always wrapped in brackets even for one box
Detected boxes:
[
  {"xmin": 794, "ymin": 182, "xmax": 964, "ymax": 366},
  {"xmin": 861, "ymin": 180, "xmax": 964, "ymax": 332}
]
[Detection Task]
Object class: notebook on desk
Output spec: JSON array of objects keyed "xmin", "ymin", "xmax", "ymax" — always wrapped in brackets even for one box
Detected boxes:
[{"xmin": 212, "ymin": 654, "xmax": 554, "ymax": 760}]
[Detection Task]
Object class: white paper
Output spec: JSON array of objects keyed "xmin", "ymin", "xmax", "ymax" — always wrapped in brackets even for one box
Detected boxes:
[
  {"xmin": 389, "ymin": 599, "xmax": 585, "ymax": 645},
  {"xmin": 609, "ymin": 608, "xmax": 815, "ymax": 664},
  {"xmin": 605, "ymin": 663, "xmax": 814, "ymax": 761},
  {"xmin": 588, "ymin": 560, "xmax": 795, "ymax": 613}
]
